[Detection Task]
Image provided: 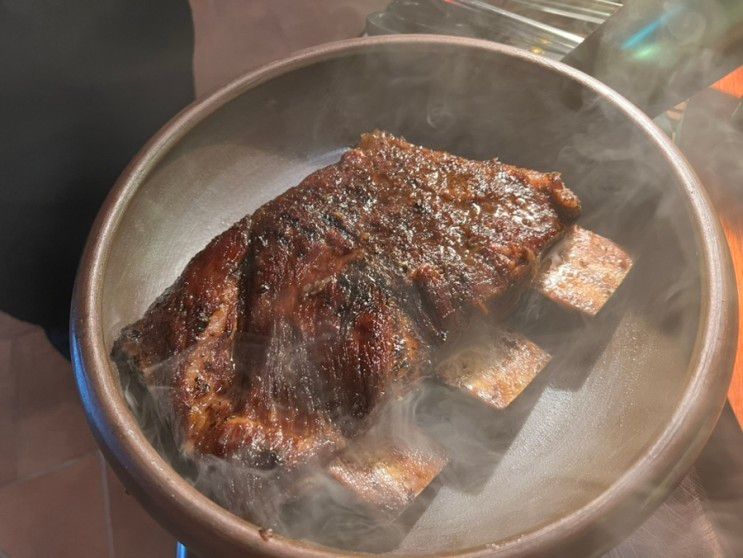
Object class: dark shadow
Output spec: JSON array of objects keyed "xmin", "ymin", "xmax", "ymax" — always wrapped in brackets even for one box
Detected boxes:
[
  {"xmin": 0, "ymin": 1, "xmax": 194, "ymax": 351},
  {"xmin": 414, "ymin": 366, "xmax": 551, "ymax": 496}
]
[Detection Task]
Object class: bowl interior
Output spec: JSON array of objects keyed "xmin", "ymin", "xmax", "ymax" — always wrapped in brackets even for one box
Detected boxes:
[{"xmin": 98, "ymin": 43, "xmax": 704, "ymax": 555}]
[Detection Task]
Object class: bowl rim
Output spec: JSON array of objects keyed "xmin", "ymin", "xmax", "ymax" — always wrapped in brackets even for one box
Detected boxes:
[{"xmin": 70, "ymin": 34, "xmax": 737, "ymax": 558}]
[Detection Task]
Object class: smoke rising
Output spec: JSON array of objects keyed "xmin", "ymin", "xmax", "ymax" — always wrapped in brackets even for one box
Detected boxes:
[{"xmin": 105, "ymin": 38, "xmax": 714, "ymax": 556}]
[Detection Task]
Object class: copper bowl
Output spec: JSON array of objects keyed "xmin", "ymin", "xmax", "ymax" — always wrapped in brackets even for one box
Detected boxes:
[{"xmin": 71, "ymin": 36, "xmax": 737, "ymax": 557}]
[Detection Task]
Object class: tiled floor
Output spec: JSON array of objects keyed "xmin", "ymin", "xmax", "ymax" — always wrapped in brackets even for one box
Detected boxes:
[{"xmin": 0, "ymin": 312, "xmax": 175, "ymax": 558}]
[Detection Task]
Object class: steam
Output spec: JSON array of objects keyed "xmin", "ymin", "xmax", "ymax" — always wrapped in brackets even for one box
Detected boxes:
[{"xmin": 108, "ymin": 37, "xmax": 713, "ymax": 556}]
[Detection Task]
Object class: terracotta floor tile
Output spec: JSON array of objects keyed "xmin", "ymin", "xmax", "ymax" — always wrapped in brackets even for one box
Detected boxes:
[
  {"xmin": 0, "ymin": 340, "xmax": 17, "ymax": 486},
  {"xmin": 0, "ymin": 312, "xmax": 36, "ymax": 341},
  {"xmin": 11, "ymin": 329, "xmax": 96, "ymax": 478},
  {"xmin": 0, "ymin": 453, "xmax": 111, "ymax": 558},
  {"xmin": 105, "ymin": 464, "xmax": 176, "ymax": 558}
]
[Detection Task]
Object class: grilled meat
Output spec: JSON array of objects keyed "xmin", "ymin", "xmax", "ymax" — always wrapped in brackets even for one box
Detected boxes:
[
  {"xmin": 327, "ymin": 423, "xmax": 448, "ymax": 517},
  {"xmin": 437, "ymin": 328, "xmax": 551, "ymax": 410},
  {"xmin": 113, "ymin": 215, "xmax": 251, "ymax": 380},
  {"xmin": 113, "ymin": 130, "xmax": 580, "ymax": 473},
  {"xmin": 536, "ymin": 225, "xmax": 633, "ymax": 315}
]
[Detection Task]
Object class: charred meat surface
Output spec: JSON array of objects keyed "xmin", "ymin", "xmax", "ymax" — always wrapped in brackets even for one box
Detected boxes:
[
  {"xmin": 113, "ymin": 215, "xmax": 251, "ymax": 380},
  {"xmin": 112, "ymin": 131, "xmax": 580, "ymax": 473}
]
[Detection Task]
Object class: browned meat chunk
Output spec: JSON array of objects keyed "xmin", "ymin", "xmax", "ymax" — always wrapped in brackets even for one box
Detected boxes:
[
  {"xmin": 327, "ymin": 424, "xmax": 448, "ymax": 517},
  {"xmin": 536, "ymin": 226, "xmax": 633, "ymax": 315},
  {"xmin": 112, "ymin": 130, "xmax": 581, "ymax": 478},
  {"xmin": 437, "ymin": 328, "xmax": 551, "ymax": 410},
  {"xmin": 112, "ymin": 215, "xmax": 251, "ymax": 380}
]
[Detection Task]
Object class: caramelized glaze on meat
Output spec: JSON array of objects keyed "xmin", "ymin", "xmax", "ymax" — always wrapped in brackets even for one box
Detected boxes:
[
  {"xmin": 113, "ymin": 216, "xmax": 251, "ymax": 379},
  {"xmin": 112, "ymin": 131, "xmax": 580, "ymax": 471}
]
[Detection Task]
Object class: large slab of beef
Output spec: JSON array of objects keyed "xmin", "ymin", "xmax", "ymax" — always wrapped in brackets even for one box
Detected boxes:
[{"xmin": 112, "ymin": 131, "xmax": 581, "ymax": 478}]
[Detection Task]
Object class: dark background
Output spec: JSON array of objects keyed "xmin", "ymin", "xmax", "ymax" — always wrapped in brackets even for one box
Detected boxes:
[{"xmin": 0, "ymin": 0, "xmax": 194, "ymax": 353}]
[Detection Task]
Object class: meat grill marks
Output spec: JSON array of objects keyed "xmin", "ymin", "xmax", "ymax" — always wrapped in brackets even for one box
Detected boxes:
[
  {"xmin": 243, "ymin": 131, "xmax": 580, "ymax": 345},
  {"xmin": 112, "ymin": 131, "xmax": 631, "ymax": 520}
]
